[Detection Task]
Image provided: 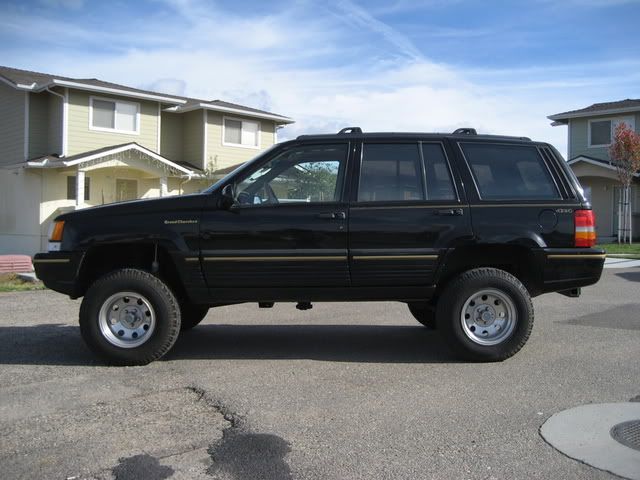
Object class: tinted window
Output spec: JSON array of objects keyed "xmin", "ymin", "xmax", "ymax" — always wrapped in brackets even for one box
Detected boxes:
[
  {"xmin": 421, "ymin": 143, "xmax": 456, "ymax": 201},
  {"xmin": 461, "ymin": 143, "xmax": 559, "ymax": 200},
  {"xmin": 358, "ymin": 144, "xmax": 424, "ymax": 202},
  {"xmin": 236, "ymin": 144, "xmax": 348, "ymax": 205}
]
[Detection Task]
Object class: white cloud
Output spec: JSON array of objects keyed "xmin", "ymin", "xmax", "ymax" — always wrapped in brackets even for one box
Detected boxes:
[{"xmin": 3, "ymin": 0, "xmax": 638, "ymax": 157}]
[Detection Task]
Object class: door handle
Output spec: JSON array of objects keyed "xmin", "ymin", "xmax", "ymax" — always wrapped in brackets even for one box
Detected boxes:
[
  {"xmin": 317, "ymin": 211, "xmax": 346, "ymax": 219},
  {"xmin": 435, "ymin": 208, "xmax": 463, "ymax": 216}
]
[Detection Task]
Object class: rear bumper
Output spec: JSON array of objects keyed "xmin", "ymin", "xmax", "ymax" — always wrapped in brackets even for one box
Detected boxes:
[
  {"xmin": 537, "ymin": 248, "xmax": 605, "ymax": 293},
  {"xmin": 33, "ymin": 251, "xmax": 85, "ymax": 297}
]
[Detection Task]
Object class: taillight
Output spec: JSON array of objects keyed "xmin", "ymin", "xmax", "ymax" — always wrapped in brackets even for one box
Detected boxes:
[{"xmin": 574, "ymin": 210, "xmax": 596, "ymax": 247}]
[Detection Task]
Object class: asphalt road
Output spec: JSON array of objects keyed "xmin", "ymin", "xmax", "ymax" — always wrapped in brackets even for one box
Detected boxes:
[{"xmin": 1, "ymin": 268, "xmax": 639, "ymax": 480}]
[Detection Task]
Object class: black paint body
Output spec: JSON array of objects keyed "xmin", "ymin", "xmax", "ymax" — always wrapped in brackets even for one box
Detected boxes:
[{"xmin": 34, "ymin": 132, "xmax": 605, "ymax": 304}]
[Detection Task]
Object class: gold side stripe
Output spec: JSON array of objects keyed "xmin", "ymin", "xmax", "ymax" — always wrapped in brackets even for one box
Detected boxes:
[
  {"xmin": 32, "ymin": 258, "xmax": 71, "ymax": 264},
  {"xmin": 350, "ymin": 204, "xmax": 464, "ymax": 210},
  {"xmin": 472, "ymin": 204, "xmax": 581, "ymax": 208},
  {"xmin": 184, "ymin": 257, "xmax": 199, "ymax": 262},
  {"xmin": 352, "ymin": 255, "xmax": 438, "ymax": 260},
  {"xmin": 547, "ymin": 254, "xmax": 606, "ymax": 259},
  {"xmin": 204, "ymin": 256, "xmax": 347, "ymax": 262}
]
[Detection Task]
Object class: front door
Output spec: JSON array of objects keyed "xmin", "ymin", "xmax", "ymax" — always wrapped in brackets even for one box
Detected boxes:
[
  {"xmin": 348, "ymin": 141, "xmax": 472, "ymax": 286},
  {"xmin": 200, "ymin": 143, "xmax": 351, "ymax": 289}
]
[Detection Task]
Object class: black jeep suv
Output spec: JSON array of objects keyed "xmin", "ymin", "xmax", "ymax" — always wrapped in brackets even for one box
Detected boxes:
[{"xmin": 34, "ymin": 127, "xmax": 605, "ymax": 365}]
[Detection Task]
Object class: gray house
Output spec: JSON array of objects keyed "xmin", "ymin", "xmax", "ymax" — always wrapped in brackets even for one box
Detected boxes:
[{"xmin": 548, "ymin": 99, "xmax": 640, "ymax": 241}]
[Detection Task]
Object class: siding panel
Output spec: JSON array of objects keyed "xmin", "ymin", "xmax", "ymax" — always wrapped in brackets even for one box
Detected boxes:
[
  {"xmin": 66, "ymin": 90, "xmax": 159, "ymax": 155},
  {"xmin": 181, "ymin": 110, "xmax": 203, "ymax": 168},
  {"xmin": 160, "ymin": 111, "xmax": 183, "ymax": 162},
  {"xmin": 0, "ymin": 82, "xmax": 26, "ymax": 165},
  {"xmin": 28, "ymin": 92, "xmax": 49, "ymax": 158},
  {"xmin": 48, "ymin": 93, "xmax": 63, "ymax": 155}
]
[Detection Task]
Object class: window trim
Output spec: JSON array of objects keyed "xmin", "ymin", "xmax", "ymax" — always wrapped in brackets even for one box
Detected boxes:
[
  {"xmin": 222, "ymin": 115, "xmax": 261, "ymax": 150},
  {"xmin": 89, "ymin": 96, "xmax": 141, "ymax": 135},
  {"xmin": 353, "ymin": 140, "xmax": 460, "ymax": 206},
  {"xmin": 458, "ymin": 141, "xmax": 562, "ymax": 203},
  {"xmin": 587, "ymin": 116, "xmax": 636, "ymax": 148}
]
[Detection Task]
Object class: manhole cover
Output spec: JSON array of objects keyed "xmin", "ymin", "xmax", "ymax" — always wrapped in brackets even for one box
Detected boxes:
[{"xmin": 611, "ymin": 420, "xmax": 640, "ymax": 451}]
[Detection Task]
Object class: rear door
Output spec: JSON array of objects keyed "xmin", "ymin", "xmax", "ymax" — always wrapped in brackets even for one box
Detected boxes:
[{"xmin": 348, "ymin": 140, "xmax": 473, "ymax": 286}]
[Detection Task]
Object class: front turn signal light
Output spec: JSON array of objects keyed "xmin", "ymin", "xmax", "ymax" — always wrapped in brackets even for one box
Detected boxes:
[{"xmin": 49, "ymin": 220, "xmax": 65, "ymax": 242}]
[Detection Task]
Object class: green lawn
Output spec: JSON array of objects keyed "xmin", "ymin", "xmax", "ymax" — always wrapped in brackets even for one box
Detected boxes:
[
  {"xmin": 598, "ymin": 243, "xmax": 640, "ymax": 255},
  {"xmin": 0, "ymin": 273, "xmax": 46, "ymax": 292}
]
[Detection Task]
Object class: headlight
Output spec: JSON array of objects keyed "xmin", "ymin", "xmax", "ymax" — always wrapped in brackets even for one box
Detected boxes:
[{"xmin": 47, "ymin": 220, "xmax": 65, "ymax": 251}]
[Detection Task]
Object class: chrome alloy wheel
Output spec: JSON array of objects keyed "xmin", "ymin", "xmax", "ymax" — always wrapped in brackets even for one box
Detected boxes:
[
  {"xmin": 460, "ymin": 288, "xmax": 517, "ymax": 346},
  {"xmin": 98, "ymin": 291, "xmax": 156, "ymax": 348}
]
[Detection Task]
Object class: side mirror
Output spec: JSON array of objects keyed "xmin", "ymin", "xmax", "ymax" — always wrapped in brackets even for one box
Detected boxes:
[{"xmin": 220, "ymin": 184, "xmax": 236, "ymax": 210}]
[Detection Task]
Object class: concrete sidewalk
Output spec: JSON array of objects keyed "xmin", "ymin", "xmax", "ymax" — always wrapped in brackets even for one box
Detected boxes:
[{"xmin": 604, "ymin": 257, "xmax": 640, "ymax": 268}]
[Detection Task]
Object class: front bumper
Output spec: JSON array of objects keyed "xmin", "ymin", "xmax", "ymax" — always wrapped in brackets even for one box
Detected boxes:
[
  {"xmin": 33, "ymin": 251, "xmax": 85, "ymax": 298},
  {"xmin": 537, "ymin": 248, "xmax": 606, "ymax": 294}
]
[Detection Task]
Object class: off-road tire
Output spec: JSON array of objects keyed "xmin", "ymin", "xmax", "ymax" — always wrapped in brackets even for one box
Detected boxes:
[
  {"xmin": 436, "ymin": 268, "xmax": 533, "ymax": 362},
  {"xmin": 407, "ymin": 301, "xmax": 437, "ymax": 329},
  {"xmin": 79, "ymin": 268, "xmax": 181, "ymax": 365},
  {"xmin": 180, "ymin": 302, "xmax": 209, "ymax": 331}
]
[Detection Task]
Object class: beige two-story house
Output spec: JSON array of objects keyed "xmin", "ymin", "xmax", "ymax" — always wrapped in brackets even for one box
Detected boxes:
[
  {"xmin": 0, "ymin": 66, "xmax": 294, "ymax": 255},
  {"xmin": 548, "ymin": 99, "xmax": 640, "ymax": 241}
]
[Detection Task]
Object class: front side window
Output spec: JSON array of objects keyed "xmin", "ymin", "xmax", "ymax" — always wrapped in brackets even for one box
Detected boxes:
[
  {"xmin": 461, "ymin": 143, "xmax": 560, "ymax": 200},
  {"xmin": 90, "ymin": 98, "xmax": 139, "ymax": 133},
  {"xmin": 235, "ymin": 144, "xmax": 348, "ymax": 205},
  {"xmin": 223, "ymin": 117, "xmax": 260, "ymax": 148},
  {"xmin": 358, "ymin": 143, "xmax": 424, "ymax": 202}
]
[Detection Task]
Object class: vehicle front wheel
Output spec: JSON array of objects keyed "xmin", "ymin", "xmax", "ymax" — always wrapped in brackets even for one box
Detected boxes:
[
  {"xmin": 407, "ymin": 301, "xmax": 436, "ymax": 329},
  {"xmin": 436, "ymin": 268, "xmax": 533, "ymax": 362},
  {"xmin": 79, "ymin": 268, "xmax": 181, "ymax": 365}
]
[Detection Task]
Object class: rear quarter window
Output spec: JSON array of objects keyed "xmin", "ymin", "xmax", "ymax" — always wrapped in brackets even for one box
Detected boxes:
[{"xmin": 460, "ymin": 143, "xmax": 560, "ymax": 200}]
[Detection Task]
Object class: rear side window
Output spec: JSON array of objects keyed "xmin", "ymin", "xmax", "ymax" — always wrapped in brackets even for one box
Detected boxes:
[
  {"xmin": 422, "ymin": 143, "xmax": 456, "ymax": 201},
  {"xmin": 358, "ymin": 144, "xmax": 424, "ymax": 202},
  {"xmin": 460, "ymin": 143, "xmax": 559, "ymax": 200}
]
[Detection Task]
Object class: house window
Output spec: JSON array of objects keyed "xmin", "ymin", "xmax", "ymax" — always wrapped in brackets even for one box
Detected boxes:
[
  {"xmin": 223, "ymin": 117, "xmax": 260, "ymax": 148},
  {"xmin": 588, "ymin": 117, "xmax": 635, "ymax": 147},
  {"xmin": 90, "ymin": 97, "xmax": 140, "ymax": 134},
  {"xmin": 116, "ymin": 179, "xmax": 138, "ymax": 202},
  {"xmin": 67, "ymin": 176, "xmax": 90, "ymax": 201}
]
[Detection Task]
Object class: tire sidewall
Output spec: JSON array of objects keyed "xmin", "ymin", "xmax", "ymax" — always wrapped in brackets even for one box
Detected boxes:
[
  {"xmin": 80, "ymin": 269, "xmax": 180, "ymax": 365},
  {"xmin": 437, "ymin": 269, "xmax": 533, "ymax": 361}
]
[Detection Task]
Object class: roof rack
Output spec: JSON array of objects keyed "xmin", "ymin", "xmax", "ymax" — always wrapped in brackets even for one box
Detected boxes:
[
  {"xmin": 338, "ymin": 127, "xmax": 363, "ymax": 134},
  {"xmin": 452, "ymin": 128, "xmax": 477, "ymax": 135}
]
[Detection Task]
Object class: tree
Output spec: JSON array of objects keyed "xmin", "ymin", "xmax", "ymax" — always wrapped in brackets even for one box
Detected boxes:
[{"xmin": 609, "ymin": 122, "xmax": 640, "ymax": 244}]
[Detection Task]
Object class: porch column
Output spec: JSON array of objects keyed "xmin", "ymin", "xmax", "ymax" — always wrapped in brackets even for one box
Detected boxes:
[
  {"xmin": 76, "ymin": 169, "xmax": 85, "ymax": 208},
  {"xmin": 160, "ymin": 176, "xmax": 168, "ymax": 197}
]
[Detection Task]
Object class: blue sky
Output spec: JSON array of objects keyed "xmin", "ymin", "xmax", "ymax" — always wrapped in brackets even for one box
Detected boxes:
[{"xmin": 1, "ymin": 0, "xmax": 639, "ymax": 155}]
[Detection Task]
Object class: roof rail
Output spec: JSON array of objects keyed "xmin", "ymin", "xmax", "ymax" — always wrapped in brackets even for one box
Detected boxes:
[
  {"xmin": 338, "ymin": 127, "xmax": 363, "ymax": 134},
  {"xmin": 453, "ymin": 128, "xmax": 477, "ymax": 135}
]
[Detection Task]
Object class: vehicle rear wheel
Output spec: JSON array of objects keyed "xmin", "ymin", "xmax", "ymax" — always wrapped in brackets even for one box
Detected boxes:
[
  {"xmin": 79, "ymin": 268, "xmax": 181, "ymax": 365},
  {"xmin": 180, "ymin": 302, "xmax": 209, "ymax": 331},
  {"xmin": 436, "ymin": 267, "xmax": 533, "ymax": 362},
  {"xmin": 407, "ymin": 301, "xmax": 436, "ymax": 329}
]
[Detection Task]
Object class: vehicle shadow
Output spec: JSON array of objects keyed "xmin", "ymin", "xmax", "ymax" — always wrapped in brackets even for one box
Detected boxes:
[
  {"xmin": 0, "ymin": 323, "xmax": 456, "ymax": 366},
  {"xmin": 615, "ymin": 270, "xmax": 640, "ymax": 283}
]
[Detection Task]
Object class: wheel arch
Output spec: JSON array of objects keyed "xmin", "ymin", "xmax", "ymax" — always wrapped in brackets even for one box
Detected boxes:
[
  {"xmin": 76, "ymin": 242, "xmax": 188, "ymax": 301},
  {"xmin": 435, "ymin": 244, "xmax": 542, "ymax": 297}
]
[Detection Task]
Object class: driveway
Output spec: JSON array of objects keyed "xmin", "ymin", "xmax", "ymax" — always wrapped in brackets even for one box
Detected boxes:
[{"xmin": 1, "ymin": 268, "xmax": 639, "ymax": 479}]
